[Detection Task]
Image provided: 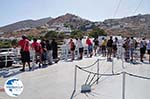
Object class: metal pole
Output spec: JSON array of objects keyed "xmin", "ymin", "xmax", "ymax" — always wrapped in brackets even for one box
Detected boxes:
[
  {"xmin": 5, "ymin": 48, "xmax": 8, "ymax": 67},
  {"xmin": 74, "ymin": 66, "xmax": 77, "ymax": 91},
  {"xmin": 122, "ymin": 72, "xmax": 126, "ymax": 99},
  {"xmin": 64, "ymin": 46, "xmax": 67, "ymax": 61},
  {"xmin": 70, "ymin": 66, "xmax": 77, "ymax": 99},
  {"xmin": 112, "ymin": 58, "xmax": 114, "ymax": 74},
  {"xmin": 65, "ymin": 45, "xmax": 68, "ymax": 61},
  {"xmin": 122, "ymin": 46, "xmax": 125, "ymax": 69},
  {"xmin": 97, "ymin": 59, "xmax": 99, "ymax": 84},
  {"xmin": 87, "ymin": 46, "xmax": 89, "ymax": 57},
  {"xmin": 32, "ymin": 49, "xmax": 35, "ymax": 70},
  {"xmin": 76, "ymin": 45, "xmax": 79, "ymax": 59}
]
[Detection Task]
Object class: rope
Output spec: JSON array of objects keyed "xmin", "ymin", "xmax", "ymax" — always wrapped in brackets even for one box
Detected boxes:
[
  {"xmin": 126, "ymin": 72, "xmax": 150, "ymax": 80},
  {"xmin": 90, "ymin": 63, "xmax": 114, "ymax": 86},
  {"xmin": 77, "ymin": 65, "xmax": 150, "ymax": 80},
  {"xmin": 76, "ymin": 65, "xmax": 122, "ymax": 76},
  {"xmin": 76, "ymin": 59, "xmax": 99, "ymax": 69}
]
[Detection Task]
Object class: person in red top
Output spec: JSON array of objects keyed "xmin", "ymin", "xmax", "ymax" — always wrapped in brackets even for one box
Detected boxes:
[
  {"xmin": 31, "ymin": 38, "xmax": 42, "ymax": 67},
  {"xmin": 86, "ymin": 37, "xmax": 93, "ymax": 57},
  {"xmin": 19, "ymin": 35, "xmax": 31, "ymax": 71}
]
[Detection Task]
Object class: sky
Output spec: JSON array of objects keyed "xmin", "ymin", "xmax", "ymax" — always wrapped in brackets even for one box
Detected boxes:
[{"xmin": 0, "ymin": 0, "xmax": 150, "ymax": 27}]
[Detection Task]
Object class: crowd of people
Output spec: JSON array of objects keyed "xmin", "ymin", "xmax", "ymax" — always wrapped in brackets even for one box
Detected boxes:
[
  {"xmin": 18, "ymin": 35, "xmax": 150, "ymax": 71},
  {"xmin": 18, "ymin": 35, "xmax": 58, "ymax": 71},
  {"xmin": 68, "ymin": 36, "xmax": 150, "ymax": 63},
  {"xmin": 123, "ymin": 37, "xmax": 150, "ymax": 62}
]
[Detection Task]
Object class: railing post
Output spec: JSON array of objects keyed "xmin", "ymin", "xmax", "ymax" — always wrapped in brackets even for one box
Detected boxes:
[
  {"xmin": 122, "ymin": 72, "xmax": 126, "ymax": 99},
  {"xmin": 87, "ymin": 46, "xmax": 89, "ymax": 57},
  {"xmin": 32, "ymin": 49, "xmax": 36, "ymax": 70},
  {"xmin": 5, "ymin": 49, "xmax": 8, "ymax": 67},
  {"xmin": 76, "ymin": 46, "xmax": 79, "ymax": 59},
  {"xmin": 97, "ymin": 59, "xmax": 99, "ymax": 84},
  {"xmin": 112, "ymin": 58, "xmax": 114, "ymax": 74},
  {"xmin": 65, "ymin": 45, "xmax": 68, "ymax": 61},
  {"xmin": 74, "ymin": 66, "xmax": 77, "ymax": 91},
  {"xmin": 70, "ymin": 66, "xmax": 77, "ymax": 99}
]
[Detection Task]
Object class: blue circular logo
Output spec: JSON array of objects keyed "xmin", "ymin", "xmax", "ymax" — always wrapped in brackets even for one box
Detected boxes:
[{"xmin": 4, "ymin": 78, "xmax": 24, "ymax": 97}]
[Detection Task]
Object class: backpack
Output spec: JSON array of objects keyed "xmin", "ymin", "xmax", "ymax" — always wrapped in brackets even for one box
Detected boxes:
[
  {"xmin": 71, "ymin": 42, "xmax": 76, "ymax": 50},
  {"xmin": 107, "ymin": 39, "xmax": 113, "ymax": 47},
  {"xmin": 35, "ymin": 43, "xmax": 41, "ymax": 52}
]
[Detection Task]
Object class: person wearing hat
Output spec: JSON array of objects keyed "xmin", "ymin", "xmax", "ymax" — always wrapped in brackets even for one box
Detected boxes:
[{"xmin": 19, "ymin": 35, "xmax": 31, "ymax": 71}]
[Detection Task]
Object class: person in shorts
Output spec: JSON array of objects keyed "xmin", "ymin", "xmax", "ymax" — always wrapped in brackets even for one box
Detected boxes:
[
  {"xmin": 112, "ymin": 37, "xmax": 118, "ymax": 57},
  {"xmin": 31, "ymin": 38, "xmax": 42, "ymax": 68},
  {"xmin": 123, "ymin": 37, "xmax": 130, "ymax": 62},
  {"xmin": 147, "ymin": 40, "xmax": 150, "ymax": 63},
  {"xmin": 51, "ymin": 39, "xmax": 58, "ymax": 63},
  {"xmin": 140, "ymin": 38, "xmax": 147, "ymax": 62},
  {"xmin": 107, "ymin": 36, "xmax": 113, "ymax": 60},
  {"xmin": 77, "ymin": 38, "xmax": 84, "ymax": 59},
  {"xmin": 101, "ymin": 38, "xmax": 107, "ymax": 57},
  {"xmin": 86, "ymin": 37, "xmax": 93, "ymax": 57},
  {"xmin": 19, "ymin": 35, "xmax": 31, "ymax": 71},
  {"xmin": 129, "ymin": 37, "xmax": 137, "ymax": 62},
  {"xmin": 93, "ymin": 37, "xmax": 99, "ymax": 56},
  {"xmin": 69, "ymin": 39, "xmax": 76, "ymax": 60}
]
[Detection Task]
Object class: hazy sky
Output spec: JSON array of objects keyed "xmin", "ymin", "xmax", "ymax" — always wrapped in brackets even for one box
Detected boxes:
[{"xmin": 0, "ymin": 0, "xmax": 150, "ymax": 27}]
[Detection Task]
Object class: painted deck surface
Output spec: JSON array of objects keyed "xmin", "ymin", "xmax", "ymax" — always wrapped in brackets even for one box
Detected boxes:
[{"xmin": 0, "ymin": 56, "xmax": 150, "ymax": 99}]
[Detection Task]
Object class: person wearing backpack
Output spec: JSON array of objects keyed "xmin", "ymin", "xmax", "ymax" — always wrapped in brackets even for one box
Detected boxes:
[
  {"xmin": 51, "ymin": 39, "xmax": 58, "ymax": 63},
  {"xmin": 31, "ymin": 38, "xmax": 42, "ymax": 68},
  {"xmin": 107, "ymin": 36, "xmax": 113, "ymax": 61},
  {"xmin": 93, "ymin": 37, "xmax": 99, "ymax": 56},
  {"xmin": 46, "ymin": 40, "xmax": 52, "ymax": 65},
  {"xmin": 40, "ymin": 39, "xmax": 47, "ymax": 66},
  {"xmin": 69, "ymin": 39, "xmax": 76, "ymax": 61},
  {"xmin": 140, "ymin": 38, "xmax": 147, "ymax": 62}
]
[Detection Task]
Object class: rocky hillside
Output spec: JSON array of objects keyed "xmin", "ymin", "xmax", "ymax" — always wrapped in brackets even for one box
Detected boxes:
[
  {"xmin": 97, "ymin": 14, "xmax": 150, "ymax": 37},
  {"xmin": 47, "ymin": 13, "xmax": 92, "ymax": 30},
  {"xmin": 0, "ymin": 17, "xmax": 52, "ymax": 32},
  {"xmin": 0, "ymin": 13, "xmax": 150, "ymax": 37}
]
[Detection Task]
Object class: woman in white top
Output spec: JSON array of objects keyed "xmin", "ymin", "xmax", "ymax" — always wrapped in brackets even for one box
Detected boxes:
[{"xmin": 77, "ymin": 38, "xmax": 84, "ymax": 59}]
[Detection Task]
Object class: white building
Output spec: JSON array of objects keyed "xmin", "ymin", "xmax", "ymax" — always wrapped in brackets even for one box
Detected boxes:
[
  {"xmin": 0, "ymin": 31, "xmax": 4, "ymax": 35},
  {"xmin": 48, "ymin": 23, "xmax": 72, "ymax": 35}
]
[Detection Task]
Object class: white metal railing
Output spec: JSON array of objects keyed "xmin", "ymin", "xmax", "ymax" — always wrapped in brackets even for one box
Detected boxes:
[
  {"xmin": 59, "ymin": 45, "xmax": 89, "ymax": 61},
  {"xmin": 0, "ymin": 48, "xmax": 21, "ymax": 68}
]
